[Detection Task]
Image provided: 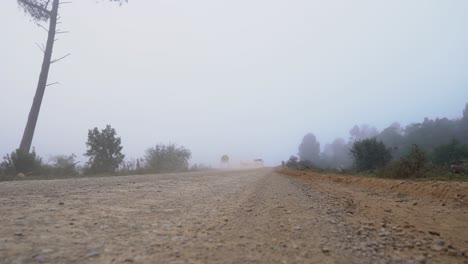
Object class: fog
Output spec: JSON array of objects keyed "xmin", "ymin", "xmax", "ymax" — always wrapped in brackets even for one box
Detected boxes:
[{"xmin": 1, "ymin": 0, "xmax": 468, "ymax": 167}]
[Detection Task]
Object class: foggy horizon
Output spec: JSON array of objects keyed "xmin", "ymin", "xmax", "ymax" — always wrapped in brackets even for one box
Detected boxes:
[{"xmin": 2, "ymin": 0, "xmax": 467, "ymax": 167}]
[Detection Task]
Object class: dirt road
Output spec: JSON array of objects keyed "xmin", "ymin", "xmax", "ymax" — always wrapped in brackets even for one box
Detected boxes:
[{"xmin": 0, "ymin": 169, "xmax": 467, "ymax": 263}]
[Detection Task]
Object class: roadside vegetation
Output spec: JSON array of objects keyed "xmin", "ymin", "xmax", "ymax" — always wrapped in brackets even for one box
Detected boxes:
[
  {"xmin": 284, "ymin": 103, "xmax": 468, "ymax": 180},
  {"xmin": 0, "ymin": 125, "xmax": 207, "ymax": 181}
]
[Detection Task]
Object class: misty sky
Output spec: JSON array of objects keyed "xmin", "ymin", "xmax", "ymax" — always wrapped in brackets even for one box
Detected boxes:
[{"xmin": 1, "ymin": 0, "xmax": 468, "ymax": 166}]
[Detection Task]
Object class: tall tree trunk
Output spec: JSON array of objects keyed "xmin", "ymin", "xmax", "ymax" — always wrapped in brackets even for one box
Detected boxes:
[{"xmin": 19, "ymin": 0, "xmax": 59, "ymax": 152}]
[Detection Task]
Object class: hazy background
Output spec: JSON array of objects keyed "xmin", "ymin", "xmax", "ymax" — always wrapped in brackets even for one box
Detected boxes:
[{"xmin": 1, "ymin": 0, "xmax": 467, "ymax": 166}]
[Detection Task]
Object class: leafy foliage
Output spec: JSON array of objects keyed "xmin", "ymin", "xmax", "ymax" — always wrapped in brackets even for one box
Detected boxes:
[
  {"xmin": 190, "ymin": 163, "xmax": 213, "ymax": 172},
  {"xmin": 144, "ymin": 144, "xmax": 191, "ymax": 173},
  {"xmin": 84, "ymin": 125, "xmax": 125, "ymax": 174},
  {"xmin": 350, "ymin": 138, "xmax": 392, "ymax": 172},
  {"xmin": 285, "ymin": 155, "xmax": 319, "ymax": 170},
  {"xmin": 17, "ymin": 0, "xmax": 51, "ymax": 22},
  {"xmin": 0, "ymin": 148, "xmax": 43, "ymax": 176},
  {"xmin": 321, "ymin": 138, "xmax": 352, "ymax": 169},
  {"xmin": 349, "ymin": 124, "xmax": 379, "ymax": 143},
  {"xmin": 17, "ymin": 0, "xmax": 128, "ymax": 22},
  {"xmin": 42, "ymin": 154, "xmax": 79, "ymax": 176},
  {"xmin": 298, "ymin": 133, "xmax": 320, "ymax": 163},
  {"xmin": 432, "ymin": 139, "xmax": 468, "ymax": 165},
  {"xmin": 378, "ymin": 145, "xmax": 430, "ymax": 179}
]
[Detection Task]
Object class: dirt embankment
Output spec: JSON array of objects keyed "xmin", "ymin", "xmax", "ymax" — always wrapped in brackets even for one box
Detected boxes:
[
  {"xmin": 278, "ymin": 168, "xmax": 468, "ymax": 204},
  {"xmin": 279, "ymin": 168, "xmax": 468, "ymax": 263}
]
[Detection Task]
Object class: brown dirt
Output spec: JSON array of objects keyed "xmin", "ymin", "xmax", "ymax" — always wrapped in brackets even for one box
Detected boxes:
[
  {"xmin": 279, "ymin": 168, "xmax": 468, "ymax": 263},
  {"xmin": 278, "ymin": 169, "xmax": 468, "ymax": 203},
  {"xmin": 0, "ymin": 168, "xmax": 467, "ymax": 263}
]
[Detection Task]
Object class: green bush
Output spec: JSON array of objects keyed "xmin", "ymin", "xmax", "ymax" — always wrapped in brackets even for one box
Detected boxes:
[
  {"xmin": 378, "ymin": 145, "xmax": 430, "ymax": 179},
  {"xmin": 350, "ymin": 138, "xmax": 392, "ymax": 172},
  {"xmin": 84, "ymin": 125, "xmax": 125, "ymax": 174},
  {"xmin": 144, "ymin": 144, "xmax": 191, "ymax": 173},
  {"xmin": 285, "ymin": 155, "xmax": 321, "ymax": 171},
  {"xmin": 0, "ymin": 148, "xmax": 43, "ymax": 176},
  {"xmin": 190, "ymin": 163, "xmax": 213, "ymax": 172},
  {"xmin": 432, "ymin": 139, "xmax": 468, "ymax": 165}
]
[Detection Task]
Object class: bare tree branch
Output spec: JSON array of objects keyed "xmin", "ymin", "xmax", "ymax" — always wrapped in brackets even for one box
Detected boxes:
[
  {"xmin": 56, "ymin": 30, "xmax": 69, "ymax": 34},
  {"xmin": 35, "ymin": 42, "xmax": 45, "ymax": 53},
  {"xmin": 46, "ymin": 82, "xmax": 59, "ymax": 86},
  {"xmin": 50, "ymin": 53, "xmax": 70, "ymax": 64},
  {"xmin": 38, "ymin": 24, "xmax": 49, "ymax": 32}
]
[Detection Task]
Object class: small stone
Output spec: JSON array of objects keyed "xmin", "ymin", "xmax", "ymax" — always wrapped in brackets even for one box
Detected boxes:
[
  {"xmin": 448, "ymin": 249, "xmax": 458, "ymax": 256},
  {"xmin": 413, "ymin": 202, "xmax": 418, "ymax": 206},
  {"xmin": 431, "ymin": 241, "xmax": 445, "ymax": 251},
  {"xmin": 428, "ymin": 231, "xmax": 440, "ymax": 236},
  {"xmin": 378, "ymin": 232, "xmax": 389, "ymax": 237},
  {"xmin": 414, "ymin": 255, "xmax": 426, "ymax": 263},
  {"xmin": 33, "ymin": 255, "xmax": 47, "ymax": 263},
  {"xmin": 384, "ymin": 209, "xmax": 392, "ymax": 213},
  {"xmin": 124, "ymin": 257, "xmax": 134, "ymax": 262},
  {"xmin": 294, "ymin": 226, "xmax": 302, "ymax": 230},
  {"xmin": 86, "ymin": 252, "xmax": 100, "ymax": 258},
  {"xmin": 14, "ymin": 232, "xmax": 23, "ymax": 236},
  {"xmin": 321, "ymin": 247, "xmax": 330, "ymax": 253},
  {"xmin": 58, "ymin": 202, "xmax": 64, "ymax": 205}
]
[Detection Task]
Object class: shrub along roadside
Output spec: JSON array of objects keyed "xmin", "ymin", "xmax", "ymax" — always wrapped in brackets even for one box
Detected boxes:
[
  {"xmin": 0, "ymin": 148, "xmax": 43, "ymax": 176},
  {"xmin": 283, "ymin": 141, "xmax": 468, "ymax": 181},
  {"xmin": 377, "ymin": 145, "xmax": 430, "ymax": 179},
  {"xmin": 350, "ymin": 138, "xmax": 392, "ymax": 172}
]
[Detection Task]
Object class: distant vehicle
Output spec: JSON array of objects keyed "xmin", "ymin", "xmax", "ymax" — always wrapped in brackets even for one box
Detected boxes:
[{"xmin": 240, "ymin": 159, "xmax": 264, "ymax": 168}]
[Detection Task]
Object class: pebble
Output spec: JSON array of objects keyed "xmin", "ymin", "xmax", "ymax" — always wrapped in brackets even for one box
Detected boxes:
[
  {"xmin": 321, "ymin": 247, "xmax": 330, "ymax": 253},
  {"xmin": 86, "ymin": 252, "xmax": 100, "ymax": 258},
  {"xmin": 431, "ymin": 242, "xmax": 444, "ymax": 252},
  {"xmin": 33, "ymin": 255, "xmax": 47, "ymax": 263},
  {"xmin": 414, "ymin": 255, "xmax": 426, "ymax": 263}
]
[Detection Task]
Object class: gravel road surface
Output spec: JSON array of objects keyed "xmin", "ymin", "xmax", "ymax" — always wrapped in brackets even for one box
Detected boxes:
[{"xmin": 0, "ymin": 168, "xmax": 466, "ymax": 263}]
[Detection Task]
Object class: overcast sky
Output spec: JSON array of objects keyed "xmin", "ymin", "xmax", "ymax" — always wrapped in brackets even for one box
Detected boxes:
[{"xmin": 1, "ymin": 0, "xmax": 467, "ymax": 166}]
